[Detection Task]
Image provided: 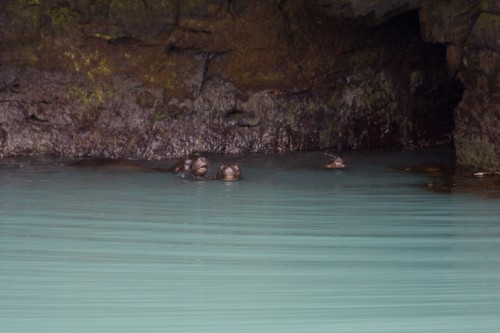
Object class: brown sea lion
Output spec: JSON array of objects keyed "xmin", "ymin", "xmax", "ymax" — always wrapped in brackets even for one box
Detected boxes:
[
  {"xmin": 325, "ymin": 156, "xmax": 346, "ymax": 169},
  {"xmin": 168, "ymin": 154, "xmax": 209, "ymax": 177},
  {"xmin": 69, "ymin": 154, "xmax": 210, "ymax": 178},
  {"xmin": 215, "ymin": 163, "xmax": 242, "ymax": 181}
]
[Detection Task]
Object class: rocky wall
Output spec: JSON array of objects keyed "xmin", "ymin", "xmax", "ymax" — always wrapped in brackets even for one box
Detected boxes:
[
  {"xmin": 0, "ymin": 0, "xmax": 463, "ymax": 160},
  {"xmin": 418, "ymin": 0, "xmax": 500, "ymax": 170}
]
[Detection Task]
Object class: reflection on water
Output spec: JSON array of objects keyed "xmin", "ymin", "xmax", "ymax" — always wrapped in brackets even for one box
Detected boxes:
[{"xmin": 1, "ymin": 151, "xmax": 500, "ymax": 333}]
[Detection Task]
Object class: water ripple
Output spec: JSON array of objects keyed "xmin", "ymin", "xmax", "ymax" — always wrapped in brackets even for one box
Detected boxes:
[{"xmin": 1, "ymin": 151, "xmax": 500, "ymax": 332}]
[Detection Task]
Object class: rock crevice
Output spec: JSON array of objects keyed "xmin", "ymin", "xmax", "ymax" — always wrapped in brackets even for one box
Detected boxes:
[{"xmin": 1, "ymin": 0, "xmax": 493, "ymax": 170}]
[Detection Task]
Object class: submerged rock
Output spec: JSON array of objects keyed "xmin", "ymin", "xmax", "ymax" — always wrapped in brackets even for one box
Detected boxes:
[{"xmin": 394, "ymin": 162, "xmax": 500, "ymax": 198}]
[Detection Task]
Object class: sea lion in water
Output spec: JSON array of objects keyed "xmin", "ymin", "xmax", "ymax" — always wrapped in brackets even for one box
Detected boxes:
[
  {"xmin": 325, "ymin": 156, "xmax": 346, "ymax": 169},
  {"xmin": 168, "ymin": 154, "xmax": 209, "ymax": 177},
  {"xmin": 69, "ymin": 154, "xmax": 210, "ymax": 178},
  {"xmin": 215, "ymin": 163, "xmax": 242, "ymax": 181}
]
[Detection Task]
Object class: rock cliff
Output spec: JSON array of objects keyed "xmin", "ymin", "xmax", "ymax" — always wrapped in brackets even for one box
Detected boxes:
[
  {"xmin": 421, "ymin": 0, "xmax": 499, "ymax": 170},
  {"xmin": 317, "ymin": 0, "xmax": 499, "ymax": 170},
  {"xmin": 0, "ymin": 0, "xmax": 495, "ymax": 170}
]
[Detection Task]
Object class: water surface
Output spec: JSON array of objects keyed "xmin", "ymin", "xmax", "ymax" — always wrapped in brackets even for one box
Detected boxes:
[{"xmin": 1, "ymin": 151, "xmax": 499, "ymax": 332}]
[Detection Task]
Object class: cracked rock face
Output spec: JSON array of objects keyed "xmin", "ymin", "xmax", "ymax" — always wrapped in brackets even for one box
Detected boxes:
[
  {"xmin": 419, "ymin": 0, "xmax": 500, "ymax": 170},
  {"xmin": 315, "ymin": 0, "xmax": 423, "ymax": 23},
  {"xmin": 0, "ymin": 0, "xmax": 466, "ymax": 161}
]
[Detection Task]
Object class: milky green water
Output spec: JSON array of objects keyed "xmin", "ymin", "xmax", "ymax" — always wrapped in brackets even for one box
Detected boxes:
[{"xmin": 1, "ymin": 151, "xmax": 499, "ymax": 333}]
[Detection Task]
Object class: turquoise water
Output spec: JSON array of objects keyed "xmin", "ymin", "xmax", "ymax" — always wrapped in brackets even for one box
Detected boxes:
[{"xmin": 1, "ymin": 151, "xmax": 499, "ymax": 333}]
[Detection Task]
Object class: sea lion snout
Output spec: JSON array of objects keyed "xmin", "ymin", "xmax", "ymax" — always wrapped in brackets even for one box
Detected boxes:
[
  {"xmin": 188, "ymin": 156, "xmax": 209, "ymax": 177},
  {"xmin": 325, "ymin": 156, "xmax": 346, "ymax": 169}
]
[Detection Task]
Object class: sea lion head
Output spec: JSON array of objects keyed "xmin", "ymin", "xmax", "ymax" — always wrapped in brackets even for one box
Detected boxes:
[
  {"xmin": 325, "ymin": 156, "xmax": 346, "ymax": 169},
  {"xmin": 171, "ymin": 154, "xmax": 209, "ymax": 177},
  {"xmin": 187, "ymin": 155, "xmax": 209, "ymax": 177},
  {"xmin": 216, "ymin": 163, "xmax": 242, "ymax": 181}
]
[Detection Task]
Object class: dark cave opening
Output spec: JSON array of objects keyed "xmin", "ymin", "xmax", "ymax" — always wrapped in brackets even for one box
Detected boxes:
[
  {"xmin": 316, "ymin": 9, "xmax": 466, "ymax": 152},
  {"xmin": 378, "ymin": 10, "xmax": 465, "ymax": 150},
  {"xmin": 0, "ymin": 1, "xmax": 481, "ymax": 161},
  {"xmin": 409, "ymin": 51, "xmax": 464, "ymax": 149}
]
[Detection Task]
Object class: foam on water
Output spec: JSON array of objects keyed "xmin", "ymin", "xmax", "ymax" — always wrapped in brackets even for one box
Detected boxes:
[{"xmin": 1, "ymin": 151, "xmax": 499, "ymax": 332}]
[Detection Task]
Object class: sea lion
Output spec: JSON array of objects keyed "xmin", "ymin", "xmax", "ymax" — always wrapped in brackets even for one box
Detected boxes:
[
  {"xmin": 168, "ymin": 154, "xmax": 209, "ymax": 177},
  {"xmin": 325, "ymin": 156, "xmax": 346, "ymax": 169},
  {"xmin": 69, "ymin": 154, "xmax": 210, "ymax": 177},
  {"xmin": 215, "ymin": 163, "xmax": 242, "ymax": 181}
]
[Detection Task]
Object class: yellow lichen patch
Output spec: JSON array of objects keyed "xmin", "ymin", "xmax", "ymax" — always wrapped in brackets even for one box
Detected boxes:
[
  {"xmin": 46, "ymin": 7, "xmax": 73, "ymax": 26},
  {"xmin": 144, "ymin": 74, "xmax": 156, "ymax": 85},
  {"xmin": 92, "ymin": 85, "xmax": 107, "ymax": 105},
  {"xmin": 67, "ymin": 81, "xmax": 110, "ymax": 107},
  {"xmin": 92, "ymin": 33, "xmax": 114, "ymax": 41},
  {"xmin": 222, "ymin": 48, "xmax": 289, "ymax": 91},
  {"xmin": 117, "ymin": 46, "xmax": 201, "ymax": 98},
  {"xmin": 66, "ymin": 81, "xmax": 112, "ymax": 128},
  {"xmin": 67, "ymin": 83, "xmax": 91, "ymax": 104},
  {"xmin": 87, "ymin": 58, "xmax": 112, "ymax": 80},
  {"xmin": 206, "ymin": 1, "xmax": 335, "ymax": 92},
  {"xmin": 63, "ymin": 49, "xmax": 83, "ymax": 72},
  {"xmin": 63, "ymin": 51, "xmax": 76, "ymax": 60}
]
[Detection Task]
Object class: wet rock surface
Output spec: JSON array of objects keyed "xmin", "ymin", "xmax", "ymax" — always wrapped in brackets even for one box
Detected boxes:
[
  {"xmin": 316, "ymin": 0, "xmax": 423, "ymax": 23},
  {"xmin": 0, "ymin": 0, "xmax": 489, "ymax": 164},
  {"xmin": 419, "ymin": 0, "xmax": 500, "ymax": 170},
  {"xmin": 317, "ymin": 0, "xmax": 499, "ymax": 170}
]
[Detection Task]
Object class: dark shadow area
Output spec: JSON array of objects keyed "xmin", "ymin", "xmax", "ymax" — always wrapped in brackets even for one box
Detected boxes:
[{"xmin": 381, "ymin": 10, "xmax": 465, "ymax": 149}]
